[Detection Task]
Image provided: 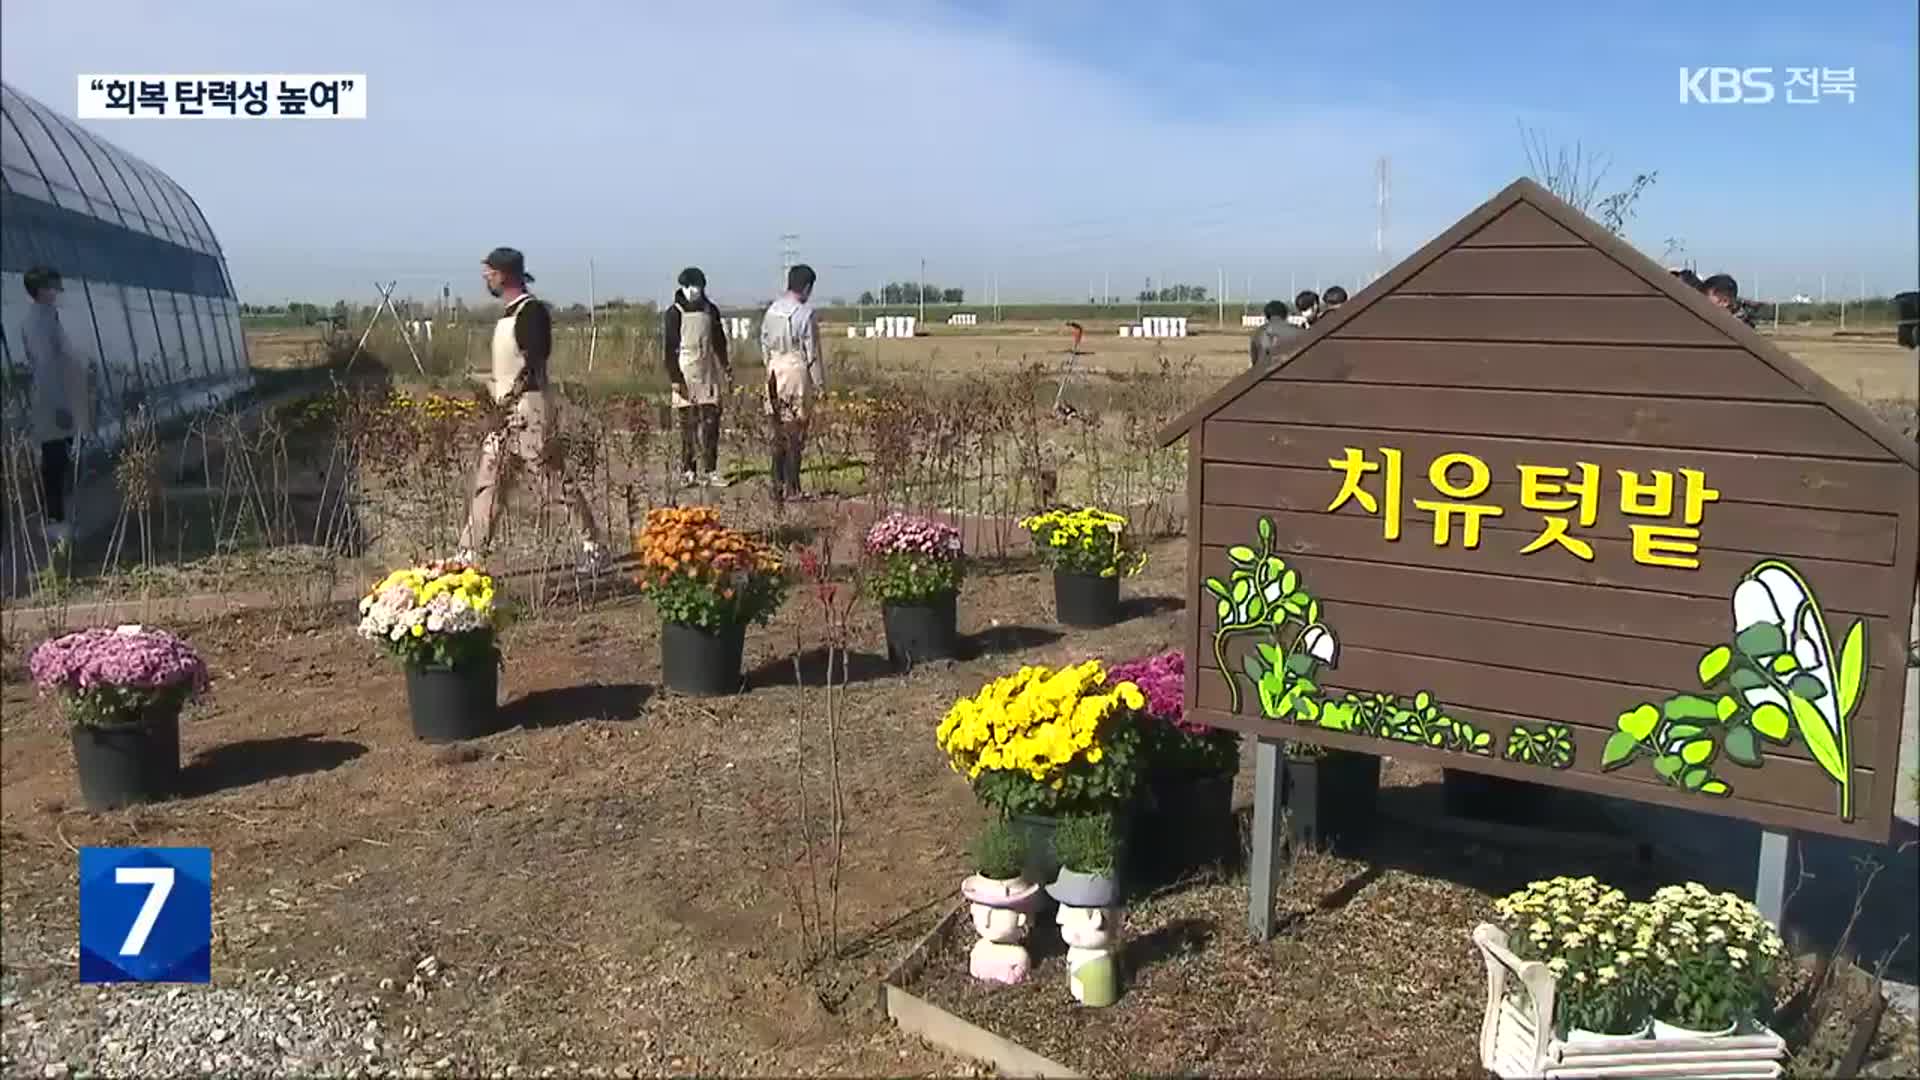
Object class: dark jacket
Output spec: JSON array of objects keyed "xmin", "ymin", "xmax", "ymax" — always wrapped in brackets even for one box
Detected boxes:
[
  {"xmin": 662, "ymin": 296, "xmax": 731, "ymax": 385},
  {"xmin": 1249, "ymin": 319, "xmax": 1302, "ymax": 369}
]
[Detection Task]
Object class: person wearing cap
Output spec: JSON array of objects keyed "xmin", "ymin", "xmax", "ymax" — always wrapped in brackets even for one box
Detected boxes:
[
  {"xmin": 18, "ymin": 266, "xmax": 93, "ymax": 550},
  {"xmin": 1702, "ymin": 273, "xmax": 1756, "ymax": 327},
  {"xmin": 662, "ymin": 267, "xmax": 733, "ymax": 488},
  {"xmin": 759, "ymin": 264, "xmax": 824, "ymax": 503},
  {"xmin": 1249, "ymin": 299, "xmax": 1301, "ymax": 369},
  {"xmin": 458, "ymin": 247, "xmax": 608, "ymax": 573}
]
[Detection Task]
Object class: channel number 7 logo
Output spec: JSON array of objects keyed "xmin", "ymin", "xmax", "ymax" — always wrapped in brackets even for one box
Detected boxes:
[{"xmin": 78, "ymin": 847, "xmax": 212, "ymax": 983}]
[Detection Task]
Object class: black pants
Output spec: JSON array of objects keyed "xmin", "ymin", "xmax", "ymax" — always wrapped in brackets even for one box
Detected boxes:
[
  {"xmin": 677, "ymin": 404, "xmax": 720, "ymax": 475},
  {"xmin": 770, "ymin": 421, "xmax": 807, "ymax": 499},
  {"xmin": 41, "ymin": 438, "xmax": 71, "ymax": 523}
]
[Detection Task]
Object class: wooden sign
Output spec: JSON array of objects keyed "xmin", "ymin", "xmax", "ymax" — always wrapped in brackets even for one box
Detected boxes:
[{"xmin": 1158, "ymin": 177, "xmax": 1918, "ymax": 843}]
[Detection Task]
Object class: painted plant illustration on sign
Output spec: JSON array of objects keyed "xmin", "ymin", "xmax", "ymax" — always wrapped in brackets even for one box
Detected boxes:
[
  {"xmin": 1206, "ymin": 516, "xmax": 1572, "ymax": 771},
  {"xmin": 1603, "ymin": 559, "xmax": 1866, "ymax": 820}
]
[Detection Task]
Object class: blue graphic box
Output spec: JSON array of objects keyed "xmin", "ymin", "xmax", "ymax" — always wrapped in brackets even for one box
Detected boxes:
[{"xmin": 78, "ymin": 847, "xmax": 211, "ymax": 983}]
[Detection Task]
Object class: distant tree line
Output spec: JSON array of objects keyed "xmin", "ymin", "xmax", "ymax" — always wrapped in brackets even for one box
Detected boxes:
[{"xmin": 859, "ymin": 282, "xmax": 964, "ymax": 305}]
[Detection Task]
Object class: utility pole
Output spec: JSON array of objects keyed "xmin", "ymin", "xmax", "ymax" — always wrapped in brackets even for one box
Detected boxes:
[
  {"xmin": 1217, "ymin": 267, "xmax": 1225, "ymax": 328},
  {"xmin": 1103, "ymin": 270, "xmax": 1110, "ymax": 306},
  {"xmin": 918, "ymin": 256, "xmax": 926, "ymax": 323},
  {"xmin": 780, "ymin": 233, "xmax": 799, "ymax": 292}
]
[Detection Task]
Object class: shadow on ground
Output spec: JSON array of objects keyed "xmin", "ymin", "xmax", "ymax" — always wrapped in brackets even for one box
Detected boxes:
[
  {"xmin": 1118, "ymin": 595, "xmax": 1184, "ymax": 622},
  {"xmin": 964, "ymin": 625, "xmax": 1063, "ymax": 658},
  {"xmin": 180, "ymin": 734, "xmax": 367, "ymax": 796},
  {"xmin": 747, "ymin": 647, "xmax": 895, "ymax": 688},
  {"xmin": 501, "ymin": 683, "xmax": 652, "ymax": 729}
]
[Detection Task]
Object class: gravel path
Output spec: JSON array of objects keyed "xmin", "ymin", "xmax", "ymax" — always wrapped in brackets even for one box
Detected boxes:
[{"xmin": 0, "ymin": 960, "xmax": 614, "ymax": 1080}]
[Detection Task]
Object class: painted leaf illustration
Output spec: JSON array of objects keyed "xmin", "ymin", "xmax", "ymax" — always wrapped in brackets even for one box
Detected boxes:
[
  {"xmin": 1258, "ymin": 643, "xmax": 1282, "ymax": 666},
  {"xmin": 1770, "ymin": 654, "xmax": 1799, "ymax": 675},
  {"xmin": 1698, "ymin": 645, "xmax": 1732, "ymax": 686},
  {"xmin": 1307, "ymin": 598, "xmax": 1320, "ymax": 623},
  {"xmin": 1283, "ymin": 652, "xmax": 1315, "ymax": 677},
  {"xmin": 1217, "ymin": 599, "xmax": 1232, "ymax": 622},
  {"xmin": 1682, "ymin": 766, "xmax": 1709, "ymax": 790},
  {"xmin": 1279, "ymin": 569, "xmax": 1298, "ymax": 596},
  {"xmin": 1204, "ymin": 577, "xmax": 1231, "ymax": 600},
  {"xmin": 1258, "ymin": 517, "xmax": 1274, "ymax": 545},
  {"xmin": 1787, "ymin": 673, "xmax": 1826, "ymax": 701},
  {"xmin": 1228, "ymin": 545, "xmax": 1257, "ymax": 567},
  {"xmin": 1715, "ymin": 695, "xmax": 1740, "ymax": 722},
  {"xmin": 1664, "ymin": 696, "xmax": 1719, "ymax": 722},
  {"xmin": 1751, "ymin": 702, "xmax": 1791, "ymax": 742},
  {"xmin": 1836, "ymin": 619, "xmax": 1866, "ymax": 720},
  {"xmin": 1242, "ymin": 653, "xmax": 1265, "ymax": 689},
  {"xmin": 1790, "ymin": 693, "xmax": 1845, "ymax": 786},
  {"xmin": 1701, "ymin": 779, "xmax": 1731, "ymax": 796},
  {"xmin": 1617, "ymin": 704, "xmax": 1659, "ymax": 742},
  {"xmin": 1728, "ymin": 667, "xmax": 1766, "ymax": 692},
  {"xmin": 1232, "ymin": 578, "xmax": 1251, "ymax": 605},
  {"xmin": 1654, "ymin": 754, "xmax": 1684, "ymax": 780},
  {"xmin": 1679, "ymin": 738, "xmax": 1715, "ymax": 766},
  {"xmin": 1722, "ymin": 724, "xmax": 1762, "ymax": 767},
  {"xmin": 1246, "ymin": 595, "xmax": 1266, "ymax": 622},
  {"xmin": 1666, "ymin": 723, "xmax": 1705, "ymax": 745},
  {"xmin": 1601, "ymin": 731, "xmax": 1641, "ymax": 769},
  {"xmin": 1734, "ymin": 623, "xmax": 1786, "ymax": 659}
]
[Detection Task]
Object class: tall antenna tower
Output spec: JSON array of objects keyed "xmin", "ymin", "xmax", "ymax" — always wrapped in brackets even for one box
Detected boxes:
[
  {"xmin": 779, "ymin": 233, "xmax": 799, "ymax": 290},
  {"xmin": 1374, "ymin": 156, "xmax": 1391, "ymax": 284}
]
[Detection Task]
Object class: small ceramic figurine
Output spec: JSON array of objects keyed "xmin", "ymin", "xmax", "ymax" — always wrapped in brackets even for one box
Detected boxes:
[
  {"xmin": 962, "ymin": 873, "xmax": 1041, "ymax": 985},
  {"xmin": 1056, "ymin": 903, "xmax": 1120, "ymax": 1007}
]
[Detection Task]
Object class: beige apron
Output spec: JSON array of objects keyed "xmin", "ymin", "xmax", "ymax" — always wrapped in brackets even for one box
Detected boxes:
[{"xmin": 670, "ymin": 307, "xmax": 724, "ymax": 408}]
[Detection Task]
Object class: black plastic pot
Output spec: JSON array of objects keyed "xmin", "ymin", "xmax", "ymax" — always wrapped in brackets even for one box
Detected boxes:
[
  {"xmin": 882, "ymin": 593, "xmax": 960, "ymax": 669},
  {"xmin": 661, "ymin": 621, "xmax": 746, "ymax": 696},
  {"xmin": 1133, "ymin": 768, "xmax": 1236, "ymax": 883},
  {"xmin": 1442, "ymin": 768, "xmax": 1556, "ymax": 825},
  {"xmin": 70, "ymin": 705, "xmax": 182, "ymax": 812},
  {"xmin": 405, "ymin": 660, "xmax": 499, "ymax": 743},
  {"xmin": 1283, "ymin": 747, "xmax": 1380, "ymax": 853},
  {"xmin": 1009, "ymin": 809, "xmax": 1134, "ymax": 894},
  {"xmin": 1053, "ymin": 570, "xmax": 1120, "ymax": 628}
]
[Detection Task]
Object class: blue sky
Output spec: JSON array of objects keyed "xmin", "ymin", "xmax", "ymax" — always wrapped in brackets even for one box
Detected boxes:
[{"xmin": 2, "ymin": 0, "xmax": 1914, "ymax": 305}]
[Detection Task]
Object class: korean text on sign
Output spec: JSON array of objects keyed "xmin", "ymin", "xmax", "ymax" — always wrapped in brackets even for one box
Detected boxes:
[
  {"xmin": 77, "ymin": 75, "xmax": 367, "ymax": 119},
  {"xmin": 1325, "ymin": 447, "xmax": 1720, "ymax": 570}
]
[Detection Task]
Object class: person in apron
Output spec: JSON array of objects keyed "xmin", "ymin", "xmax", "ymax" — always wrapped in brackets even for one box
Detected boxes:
[
  {"xmin": 663, "ymin": 267, "xmax": 732, "ymax": 488},
  {"xmin": 458, "ymin": 247, "xmax": 607, "ymax": 574},
  {"xmin": 759, "ymin": 264, "xmax": 824, "ymax": 503}
]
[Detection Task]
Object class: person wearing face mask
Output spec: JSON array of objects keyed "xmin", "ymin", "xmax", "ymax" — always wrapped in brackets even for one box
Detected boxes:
[
  {"xmin": 457, "ymin": 246, "xmax": 608, "ymax": 574},
  {"xmin": 662, "ymin": 267, "xmax": 733, "ymax": 488},
  {"xmin": 760, "ymin": 264, "xmax": 824, "ymax": 504}
]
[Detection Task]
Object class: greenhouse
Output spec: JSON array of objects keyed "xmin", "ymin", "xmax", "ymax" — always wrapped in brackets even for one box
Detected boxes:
[{"xmin": 0, "ymin": 80, "xmax": 250, "ymax": 447}]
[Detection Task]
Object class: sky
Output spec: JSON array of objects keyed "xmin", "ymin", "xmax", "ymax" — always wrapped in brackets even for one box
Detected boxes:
[{"xmin": 2, "ymin": 0, "xmax": 1915, "ymax": 306}]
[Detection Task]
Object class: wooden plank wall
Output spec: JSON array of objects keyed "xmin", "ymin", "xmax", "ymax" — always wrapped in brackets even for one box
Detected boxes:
[{"xmin": 1186, "ymin": 204, "xmax": 1917, "ymax": 842}]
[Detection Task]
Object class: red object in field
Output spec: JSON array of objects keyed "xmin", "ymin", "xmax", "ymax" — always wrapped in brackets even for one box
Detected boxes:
[{"xmin": 1066, "ymin": 321, "xmax": 1085, "ymax": 351}]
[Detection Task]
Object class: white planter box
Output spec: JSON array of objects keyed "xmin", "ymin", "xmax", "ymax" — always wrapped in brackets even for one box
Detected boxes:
[{"xmin": 1473, "ymin": 924, "xmax": 1785, "ymax": 1079}]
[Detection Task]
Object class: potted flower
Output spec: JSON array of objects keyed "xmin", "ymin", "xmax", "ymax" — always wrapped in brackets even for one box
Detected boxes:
[
  {"xmin": 935, "ymin": 659, "xmax": 1144, "ymax": 884},
  {"xmin": 1644, "ymin": 883, "xmax": 1783, "ymax": 1039},
  {"xmin": 1110, "ymin": 650, "xmax": 1239, "ymax": 881},
  {"xmin": 1017, "ymin": 506, "xmax": 1148, "ymax": 628},
  {"xmin": 358, "ymin": 559, "xmax": 501, "ymax": 742},
  {"xmin": 962, "ymin": 818, "xmax": 1040, "ymax": 985},
  {"xmin": 633, "ymin": 507, "xmax": 788, "ymax": 695},
  {"xmin": 1281, "ymin": 739, "xmax": 1380, "ymax": 854},
  {"xmin": 1495, "ymin": 876, "xmax": 1655, "ymax": 1044},
  {"xmin": 29, "ymin": 625, "xmax": 210, "ymax": 810},
  {"xmin": 1048, "ymin": 812, "xmax": 1124, "ymax": 1008},
  {"xmin": 864, "ymin": 512, "xmax": 966, "ymax": 669}
]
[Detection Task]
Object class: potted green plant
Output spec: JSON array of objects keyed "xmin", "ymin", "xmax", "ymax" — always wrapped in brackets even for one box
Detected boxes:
[
  {"xmin": 935, "ymin": 659, "xmax": 1144, "ymax": 884},
  {"xmin": 1048, "ymin": 813, "xmax": 1124, "ymax": 1008},
  {"xmin": 634, "ymin": 507, "xmax": 789, "ymax": 695},
  {"xmin": 1017, "ymin": 506, "xmax": 1148, "ymax": 628},
  {"xmin": 864, "ymin": 512, "xmax": 966, "ymax": 669},
  {"xmin": 1281, "ymin": 739, "xmax": 1380, "ymax": 853},
  {"xmin": 30, "ymin": 625, "xmax": 210, "ymax": 810},
  {"xmin": 1645, "ymin": 884, "xmax": 1784, "ymax": 1039},
  {"xmin": 358, "ymin": 559, "xmax": 502, "ymax": 742},
  {"xmin": 963, "ymin": 818, "xmax": 1040, "ymax": 985},
  {"xmin": 1495, "ymin": 876, "xmax": 1656, "ymax": 1044},
  {"xmin": 1110, "ymin": 650, "xmax": 1239, "ymax": 881}
]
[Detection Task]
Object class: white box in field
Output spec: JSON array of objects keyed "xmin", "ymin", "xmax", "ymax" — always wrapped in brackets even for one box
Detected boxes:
[{"xmin": 78, "ymin": 75, "xmax": 367, "ymax": 118}]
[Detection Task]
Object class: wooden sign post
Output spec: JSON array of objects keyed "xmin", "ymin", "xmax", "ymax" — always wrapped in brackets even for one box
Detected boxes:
[{"xmin": 1157, "ymin": 178, "xmax": 1919, "ymax": 939}]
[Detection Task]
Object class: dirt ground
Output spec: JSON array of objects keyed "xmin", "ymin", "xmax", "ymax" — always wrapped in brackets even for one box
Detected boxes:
[{"xmin": 1, "ymin": 537, "xmax": 1196, "ymax": 1075}]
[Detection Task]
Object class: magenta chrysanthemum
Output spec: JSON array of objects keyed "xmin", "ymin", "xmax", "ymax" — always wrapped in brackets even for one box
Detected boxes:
[
  {"xmin": 863, "ymin": 513, "xmax": 964, "ymax": 561},
  {"xmin": 29, "ymin": 626, "xmax": 210, "ymax": 696}
]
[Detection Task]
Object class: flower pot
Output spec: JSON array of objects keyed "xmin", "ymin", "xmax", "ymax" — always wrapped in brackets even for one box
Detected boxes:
[
  {"xmin": 1133, "ymin": 768, "xmax": 1235, "ymax": 882},
  {"xmin": 1053, "ymin": 570, "xmax": 1120, "ymax": 629},
  {"xmin": 1651, "ymin": 1018, "xmax": 1738, "ymax": 1040},
  {"xmin": 70, "ymin": 706, "xmax": 182, "ymax": 812},
  {"xmin": 1047, "ymin": 866, "xmax": 1120, "ymax": 908},
  {"xmin": 661, "ymin": 621, "xmax": 746, "ymax": 696},
  {"xmin": 1282, "ymin": 748, "xmax": 1380, "ymax": 853},
  {"xmin": 882, "ymin": 593, "xmax": 960, "ymax": 669},
  {"xmin": 1567, "ymin": 1019, "xmax": 1653, "ymax": 1044},
  {"xmin": 1010, "ymin": 809, "xmax": 1133, "ymax": 892},
  {"xmin": 404, "ymin": 660, "xmax": 499, "ymax": 743},
  {"xmin": 1442, "ymin": 768, "xmax": 1555, "ymax": 825}
]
